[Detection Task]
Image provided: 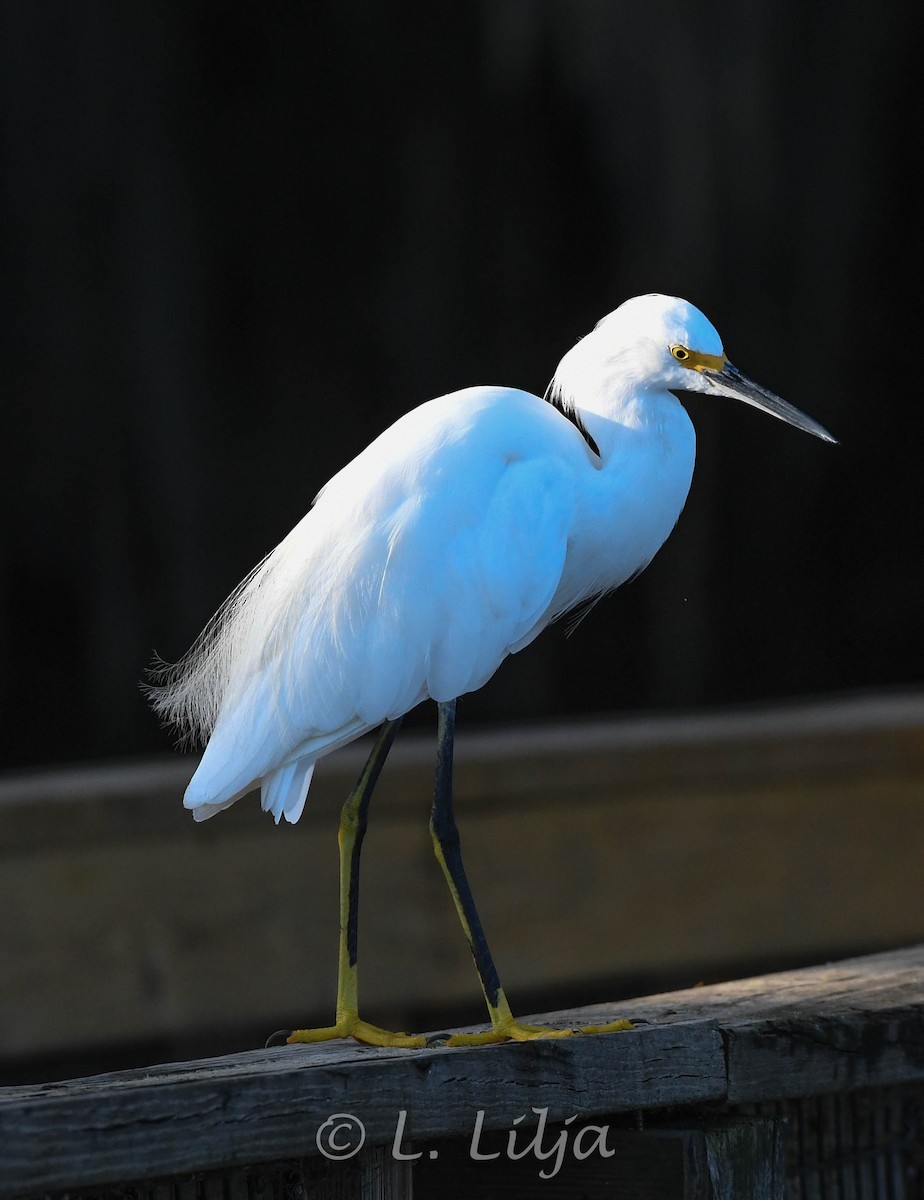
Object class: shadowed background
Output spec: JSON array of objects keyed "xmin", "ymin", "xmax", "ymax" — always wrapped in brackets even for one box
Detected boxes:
[{"xmin": 1, "ymin": 0, "xmax": 920, "ymax": 765}]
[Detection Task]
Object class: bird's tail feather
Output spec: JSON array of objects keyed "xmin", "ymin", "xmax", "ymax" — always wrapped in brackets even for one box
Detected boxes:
[
  {"xmin": 184, "ymin": 756, "xmax": 316, "ymax": 824},
  {"xmin": 261, "ymin": 759, "xmax": 316, "ymax": 825},
  {"xmin": 190, "ymin": 795, "xmax": 242, "ymax": 823}
]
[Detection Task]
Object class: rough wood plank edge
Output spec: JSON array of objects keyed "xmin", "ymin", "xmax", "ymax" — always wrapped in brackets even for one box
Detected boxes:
[
  {"xmin": 2, "ymin": 945, "xmax": 924, "ymax": 1197},
  {"xmin": 0, "ymin": 1023, "xmax": 723, "ymax": 1197},
  {"xmin": 567, "ymin": 945, "xmax": 924, "ymax": 1102},
  {"xmin": 723, "ymin": 1008, "xmax": 924, "ymax": 1103}
]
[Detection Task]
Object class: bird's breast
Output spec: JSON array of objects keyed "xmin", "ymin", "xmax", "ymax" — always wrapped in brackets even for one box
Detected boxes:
[{"xmin": 553, "ymin": 403, "xmax": 696, "ymax": 611}]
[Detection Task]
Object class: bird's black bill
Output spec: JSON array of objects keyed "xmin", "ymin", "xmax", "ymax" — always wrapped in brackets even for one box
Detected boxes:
[{"xmin": 704, "ymin": 362, "xmax": 837, "ymax": 443}]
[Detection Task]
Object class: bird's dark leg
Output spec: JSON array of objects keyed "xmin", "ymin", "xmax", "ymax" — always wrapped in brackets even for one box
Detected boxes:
[
  {"xmin": 430, "ymin": 699, "xmax": 527, "ymax": 1041},
  {"xmin": 430, "ymin": 699, "xmax": 633, "ymax": 1046},
  {"xmin": 428, "ymin": 700, "xmax": 511, "ymax": 1023},
  {"xmin": 335, "ymin": 716, "xmax": 402, "ymax": 1023},
  {"xmin": 288, "ymin": 718, "xmax": 426, "ymax": 1048}
]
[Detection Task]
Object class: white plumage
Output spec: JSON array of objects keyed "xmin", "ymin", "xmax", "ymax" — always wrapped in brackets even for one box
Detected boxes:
[{"xmin": 151, "ymin": 294, "xmax": 833, "ymax": 824}]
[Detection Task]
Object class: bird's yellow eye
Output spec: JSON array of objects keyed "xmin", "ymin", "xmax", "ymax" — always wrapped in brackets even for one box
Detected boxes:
[{"xmin": 671, "ymin": 345, "xmax": 690, "ymax": 362}]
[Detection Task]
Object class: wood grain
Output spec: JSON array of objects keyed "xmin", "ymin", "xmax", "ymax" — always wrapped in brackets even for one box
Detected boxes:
[{"xmin": 0, "ymin": 945, "xmax": 922, "ymax": 1196}]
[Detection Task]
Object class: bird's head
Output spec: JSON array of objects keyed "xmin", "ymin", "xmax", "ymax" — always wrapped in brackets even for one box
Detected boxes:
[{"xmin": 592, "ymin": 293, "xmax": 836, "ymax": 442}]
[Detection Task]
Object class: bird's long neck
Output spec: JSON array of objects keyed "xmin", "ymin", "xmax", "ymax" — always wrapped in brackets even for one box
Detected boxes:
[
  {"xmin": 545, "ymin": 331, "xmax": 697, "ymax": 611},
  {"xmin": 547, "ymin": 336, "xmax": 663, "ymax": 462}
]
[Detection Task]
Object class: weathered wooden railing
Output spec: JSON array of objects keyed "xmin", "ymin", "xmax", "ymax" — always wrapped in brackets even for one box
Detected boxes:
[{"xmin": 1, "ymin": 946, "xmax": 923, "ymax": 1198}]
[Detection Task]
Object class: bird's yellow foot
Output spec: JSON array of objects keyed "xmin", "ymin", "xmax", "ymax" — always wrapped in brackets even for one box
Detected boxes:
[
  {"xmin": 444, "ymin": 1017, "xmax": 633, "ymax": 1046},
  {"xmin": 284, "ymin": 1016, "xmax": 426, "ymax": 1048}
]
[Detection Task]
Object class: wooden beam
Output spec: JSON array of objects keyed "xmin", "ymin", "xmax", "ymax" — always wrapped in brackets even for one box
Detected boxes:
[{"xmin": 0, "ymin": 945, "xmax": 921, "ymax": 1196}]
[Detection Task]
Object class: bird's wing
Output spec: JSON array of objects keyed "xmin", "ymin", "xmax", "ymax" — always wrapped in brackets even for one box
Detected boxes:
[
  {"xmin": 305, "ymin": 386, "xmax": 583, "ymax": 713},
  {"xmin": 347, "ymin": 446, "xmax": 576, "ymax": 711},
  {"xmin": 183, "ymin": 388, "xmax": 585, "ymax": 811}
]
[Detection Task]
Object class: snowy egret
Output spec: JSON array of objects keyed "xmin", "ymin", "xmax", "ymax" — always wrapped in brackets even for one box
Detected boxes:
[{"xmin": 151, "ymin": 293, "xmax": 834, "ymax": 1048}]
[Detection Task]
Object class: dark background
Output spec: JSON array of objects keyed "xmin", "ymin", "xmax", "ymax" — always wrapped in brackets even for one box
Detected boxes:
[{"xmin": 1, "ymin": 1, "xmax": 920, "ymax": 773}]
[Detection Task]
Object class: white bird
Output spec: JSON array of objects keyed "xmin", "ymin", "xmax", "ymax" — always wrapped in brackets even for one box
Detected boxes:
[{"xmin": 151, "ymin": 293, "xmax": 834, "ymax": 1047}]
